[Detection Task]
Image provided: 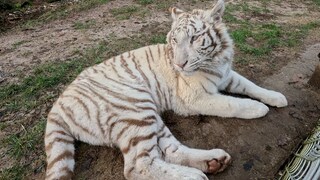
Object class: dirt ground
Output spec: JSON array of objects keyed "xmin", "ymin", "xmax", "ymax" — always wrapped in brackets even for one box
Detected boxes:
[{"xmin": 0, "ymin": 0, "xmax": 320, "ymax": 179}]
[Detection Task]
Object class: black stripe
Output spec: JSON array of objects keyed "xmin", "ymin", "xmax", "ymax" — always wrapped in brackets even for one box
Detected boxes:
[
  {"xmin": 58, "ymin": 102, "xmax": 95, "ymax": 137},
  {"xmin": 201, "ymin": 83, "xmax": 213, "ymax": 95},
  {"xmin": 225, "ymin": 78, "xmax": 234, "ymax": 92},
  {"xmin": 76, "ymin": 83, "xmax": 139, "ymax": 112}
]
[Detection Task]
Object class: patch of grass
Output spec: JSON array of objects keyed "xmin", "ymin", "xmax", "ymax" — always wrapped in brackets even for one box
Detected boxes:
[
  {"xmin": 250, "ymin": 4, "xmax": 270, "ymax": 14},
  {"xmin": 224, "ymin": 2, "xmax": 270, "ymax": 23},
  {"xmin": 155, "ymin": 1, "xmax": 170, "ymax": 10},
  {"xmin": 256, "ymin": 24, "xmax": 281, "ymax": 49},
  {"xmin": 234, "ymin": 56, "xmax": 250, "ymax": 65},
  {"xmin": 239, "ymin": 2, "xmax": 251, "ymax": 12},
  {"xmin": 231, "ymin": 23, "xmax": 283, "ymax": 56},
  {"xmin": 137, "ymin": 0, "xmax": 154, "ymax": 5},
  {"xmin": 0, "ymin": 122, "xmax": 8, "ymax": 131},
  {"xmin": 0, "ymin": 164, "xmax": 25, "ymax": 180},
  {"xmin": 224, "ymin": 11, "xmax": 241, "ymax": 24},
  {"xmin": 110, "ymin": 6, "xmax": 139, "ymax": 20},
  {"xmin": 224, "ymin": 4, "xmax": 250, "ymax": 25},
  {"xmin": 313, "ymin": 0, "xmax": 320, "ymax": 6},
  {"xmin": 21, "ymin": 51, "xmax": 33, "ymax": 57},
  {"xmin": 76, "ymin": 0, "xmax": 110, "ymax": 11},
  {"xmin": 12, "ymin": 40, "xmax": 28, "ymax": 49},
  {"xmin": 150, "ymin": 34, "xmax": 167, "ymax": 44},
  {"xmin": 73, "ymin": 20, "xmax": 96, "ymax": 29},
  {"xmin": 257, "ymin": 24, "xmax": 281, "ymax": 39},
  {"xmin": 283, "ymin": 21, "xmax": 320, "ymax": 47},
  {"xmin": 223, "ymin": 2, "xmax": 318, "ymax": 62},
  {"xmin": 231, "ymin": 28, "xmax": 252, "ymax": 44},
  {"xmin": 0, "ymin": 116, "xmax": 46, "ymax": 179},
  {"xmin": 23, "ymin": 0, "xmax": 110, "ymax": 29},
  {"xmin": 5, "ymin": 119, "xmax": 46, "ymax": 159},
  {"xmin": 0, "ymin": 42, "xmax": 108, "ymax": 113},
  {"xmin": 106, "ymin": 36, "xmax": 144, "ymax": 54},
  {"xmin": 232, "ymin": 20, "xmax": 319, "ymax": 64},
  {"xmin": 238, "ymin": 2, "xmax": 271, "ymax": 16}
]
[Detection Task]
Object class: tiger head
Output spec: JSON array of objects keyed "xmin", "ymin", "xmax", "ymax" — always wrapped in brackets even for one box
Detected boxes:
[{"xmin": 167, "ymin": 0, "xmax": 233, "ymax": 76}]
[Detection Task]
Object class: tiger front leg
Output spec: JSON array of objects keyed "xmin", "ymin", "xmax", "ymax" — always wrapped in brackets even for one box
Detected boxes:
[
  {"xmin": 157, "ymin": 124, "xmax": 231, "ymax": 174},
  {"xmin": 183, "ymin": 93, "xmax": 269, "ymax": 119},
  {"xmin": 220, "ymin": 70, "xmax": 288, "ymax": 107}
]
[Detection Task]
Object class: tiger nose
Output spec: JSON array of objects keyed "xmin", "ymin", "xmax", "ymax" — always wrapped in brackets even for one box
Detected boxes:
[{"xmin": 175, "ymin": 61, "xmax": 188, "ymax": 68}]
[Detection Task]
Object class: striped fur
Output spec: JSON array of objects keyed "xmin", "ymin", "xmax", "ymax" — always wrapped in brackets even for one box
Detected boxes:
[{"xmin": 45, "ymin": 1, "xmax": 287, "ymax": 179}]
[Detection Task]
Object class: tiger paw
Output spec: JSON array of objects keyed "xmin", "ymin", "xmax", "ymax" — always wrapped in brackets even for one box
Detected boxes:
[
  {"xmin": 206, "ymin": 150, "xmax": 231, "ymax": 174},
  {"xmin": 235, "ymin": 99, "xmax": 269, "ymax": 119},
  {"xmin": 262, "ymin": 91, "xmax": 288, "ymax": 107}
]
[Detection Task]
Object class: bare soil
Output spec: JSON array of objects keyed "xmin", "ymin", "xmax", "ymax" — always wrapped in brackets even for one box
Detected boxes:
[{"xmin": 1, "ymin": 0, "xmax": 320, "ymax": 179}]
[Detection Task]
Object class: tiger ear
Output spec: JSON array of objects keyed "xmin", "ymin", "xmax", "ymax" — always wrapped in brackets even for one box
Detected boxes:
[
  {"xmin": 204, "ymin": 0, "xmax": 225, "ymax": 24},
  {"xmin": 169, "ymin": 7, "xmax": 184, "ymax": 20}
]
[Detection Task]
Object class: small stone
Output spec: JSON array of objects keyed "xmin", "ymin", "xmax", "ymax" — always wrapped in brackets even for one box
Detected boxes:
[
  {"xmin": 247, "ymin": 37, "xmax": 255, "ymax": 44},
  {"xmin": 308, "ymin": 62, "xmax": 320, "ymax": 89},
  {"xmin": 277, "ymin": 136, "xmax": 291, "ymax": 147},
  {"xmin": 265, "ymin": 145, "xmax": 272, "ymax": 151},
  {"xmin": 243, "ymin": 159, "xmax": 254, "ymax": 171}
]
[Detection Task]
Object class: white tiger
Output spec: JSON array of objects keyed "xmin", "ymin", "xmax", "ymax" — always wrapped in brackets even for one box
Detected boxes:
[{"xmin": 44, "ymin": 0, "xmax": 287, "ymax": 179}]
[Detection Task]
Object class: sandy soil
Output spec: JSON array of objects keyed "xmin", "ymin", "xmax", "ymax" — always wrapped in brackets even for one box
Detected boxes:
[{"xmin": 1, "ymin": 0, "xmax": 320, "ymax": 179}]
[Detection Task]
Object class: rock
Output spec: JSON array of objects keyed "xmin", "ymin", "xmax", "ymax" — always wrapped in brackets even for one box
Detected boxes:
[
  {"xmin": 243, "ymin": 159, "xmax": 254, "ymax": 171},
  {"xmin": 308, "ymin": 53, "xmax": 320, "ymax": 89}
]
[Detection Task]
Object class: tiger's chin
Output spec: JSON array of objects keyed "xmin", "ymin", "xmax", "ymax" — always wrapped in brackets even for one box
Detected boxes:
[
  {"xmin": 174, "ymin": 67, "xmax": 196, "ymax": 76},
  {"xmin": 181, "ymin": 70, "xmax": 196, "ymax": 76}
]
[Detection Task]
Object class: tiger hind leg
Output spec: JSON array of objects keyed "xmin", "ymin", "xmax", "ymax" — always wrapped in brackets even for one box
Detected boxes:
[
  {"xmin": 115, "ymin": 114, "xmax": 208, "ymax": 180},
  {"xmin": 158, "ymin": 124, "xmax": 231, "ymax": 174},
  {"xmin": 44, "ymin": 115, "xmax": 75, "ymax": 180}
]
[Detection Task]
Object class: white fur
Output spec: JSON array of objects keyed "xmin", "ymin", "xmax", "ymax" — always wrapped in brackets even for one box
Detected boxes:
[{"xmin": 45, "ymin": 0, "xmax": 287, "ymax": 179}]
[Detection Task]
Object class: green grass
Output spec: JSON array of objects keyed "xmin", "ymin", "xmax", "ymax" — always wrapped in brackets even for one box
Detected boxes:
[
  {"xmin": 110, "ymin": 5, "xmax": 150, "ymax": 20},
  {"xmin": 23, "ymin": 0, "xmax": 110, "ymax": 29},
  {"xmin": 110, "ymin": 6, "xmax": 139, "ymax": 20},
  {"xmin": 224, "ymin": 1, "xmax": 320, "ymax": 65},
  {"xmin": 0, "ymin": 164, "xmax": 26, "ymax": 180},
  {"xmin": 73, "ymin": 20, "xmax": 96, "ymax": 29},
  {"xmin": 230, "ymin": 21, "xmax": 320, "ymax": 57},
  {"xmin": 0, "ymin": 122, "xmax": 8, "ymax": 131},
  {"xmin": 155, "ymin": 1, "xmax": 171, "ymax": 10},
  {"xmin": 231, "ymin": 29, "xmax": 252, "ymax": 44},
  {"xmin": 284, "ymin": 21, "xmax": 320, "ymax": 47},
  {"xmin": 224, "ymin": 11, "xmax": 241, "ymax": 24},
  {"xmin": 137, "ymin": 0, "xmax": 154, "ymax": 5},
  {"xmin": 313, "ymin": 0, "xmax": 320, "ymax": 6},
  {"xmin": 227, "ymin": 2, "xmax": 270, "ymax": 16},
  {"xmin": 0, "ymin": 42, "xmax": 108, "ymax": 113},
  {"xmin": 0, "ymin": 119, "xmax": 46, "ymax": 179},
  {"xmin": 12, "ymin": 40, "xmax": 29, "ymax": 49},
  {"xmin": 5, "ymin": 119, "xmax": 46, "ymax": 159},
  {"xmin": 150, "ymin": 34, "xmax": 167, "ymax": 44}
]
